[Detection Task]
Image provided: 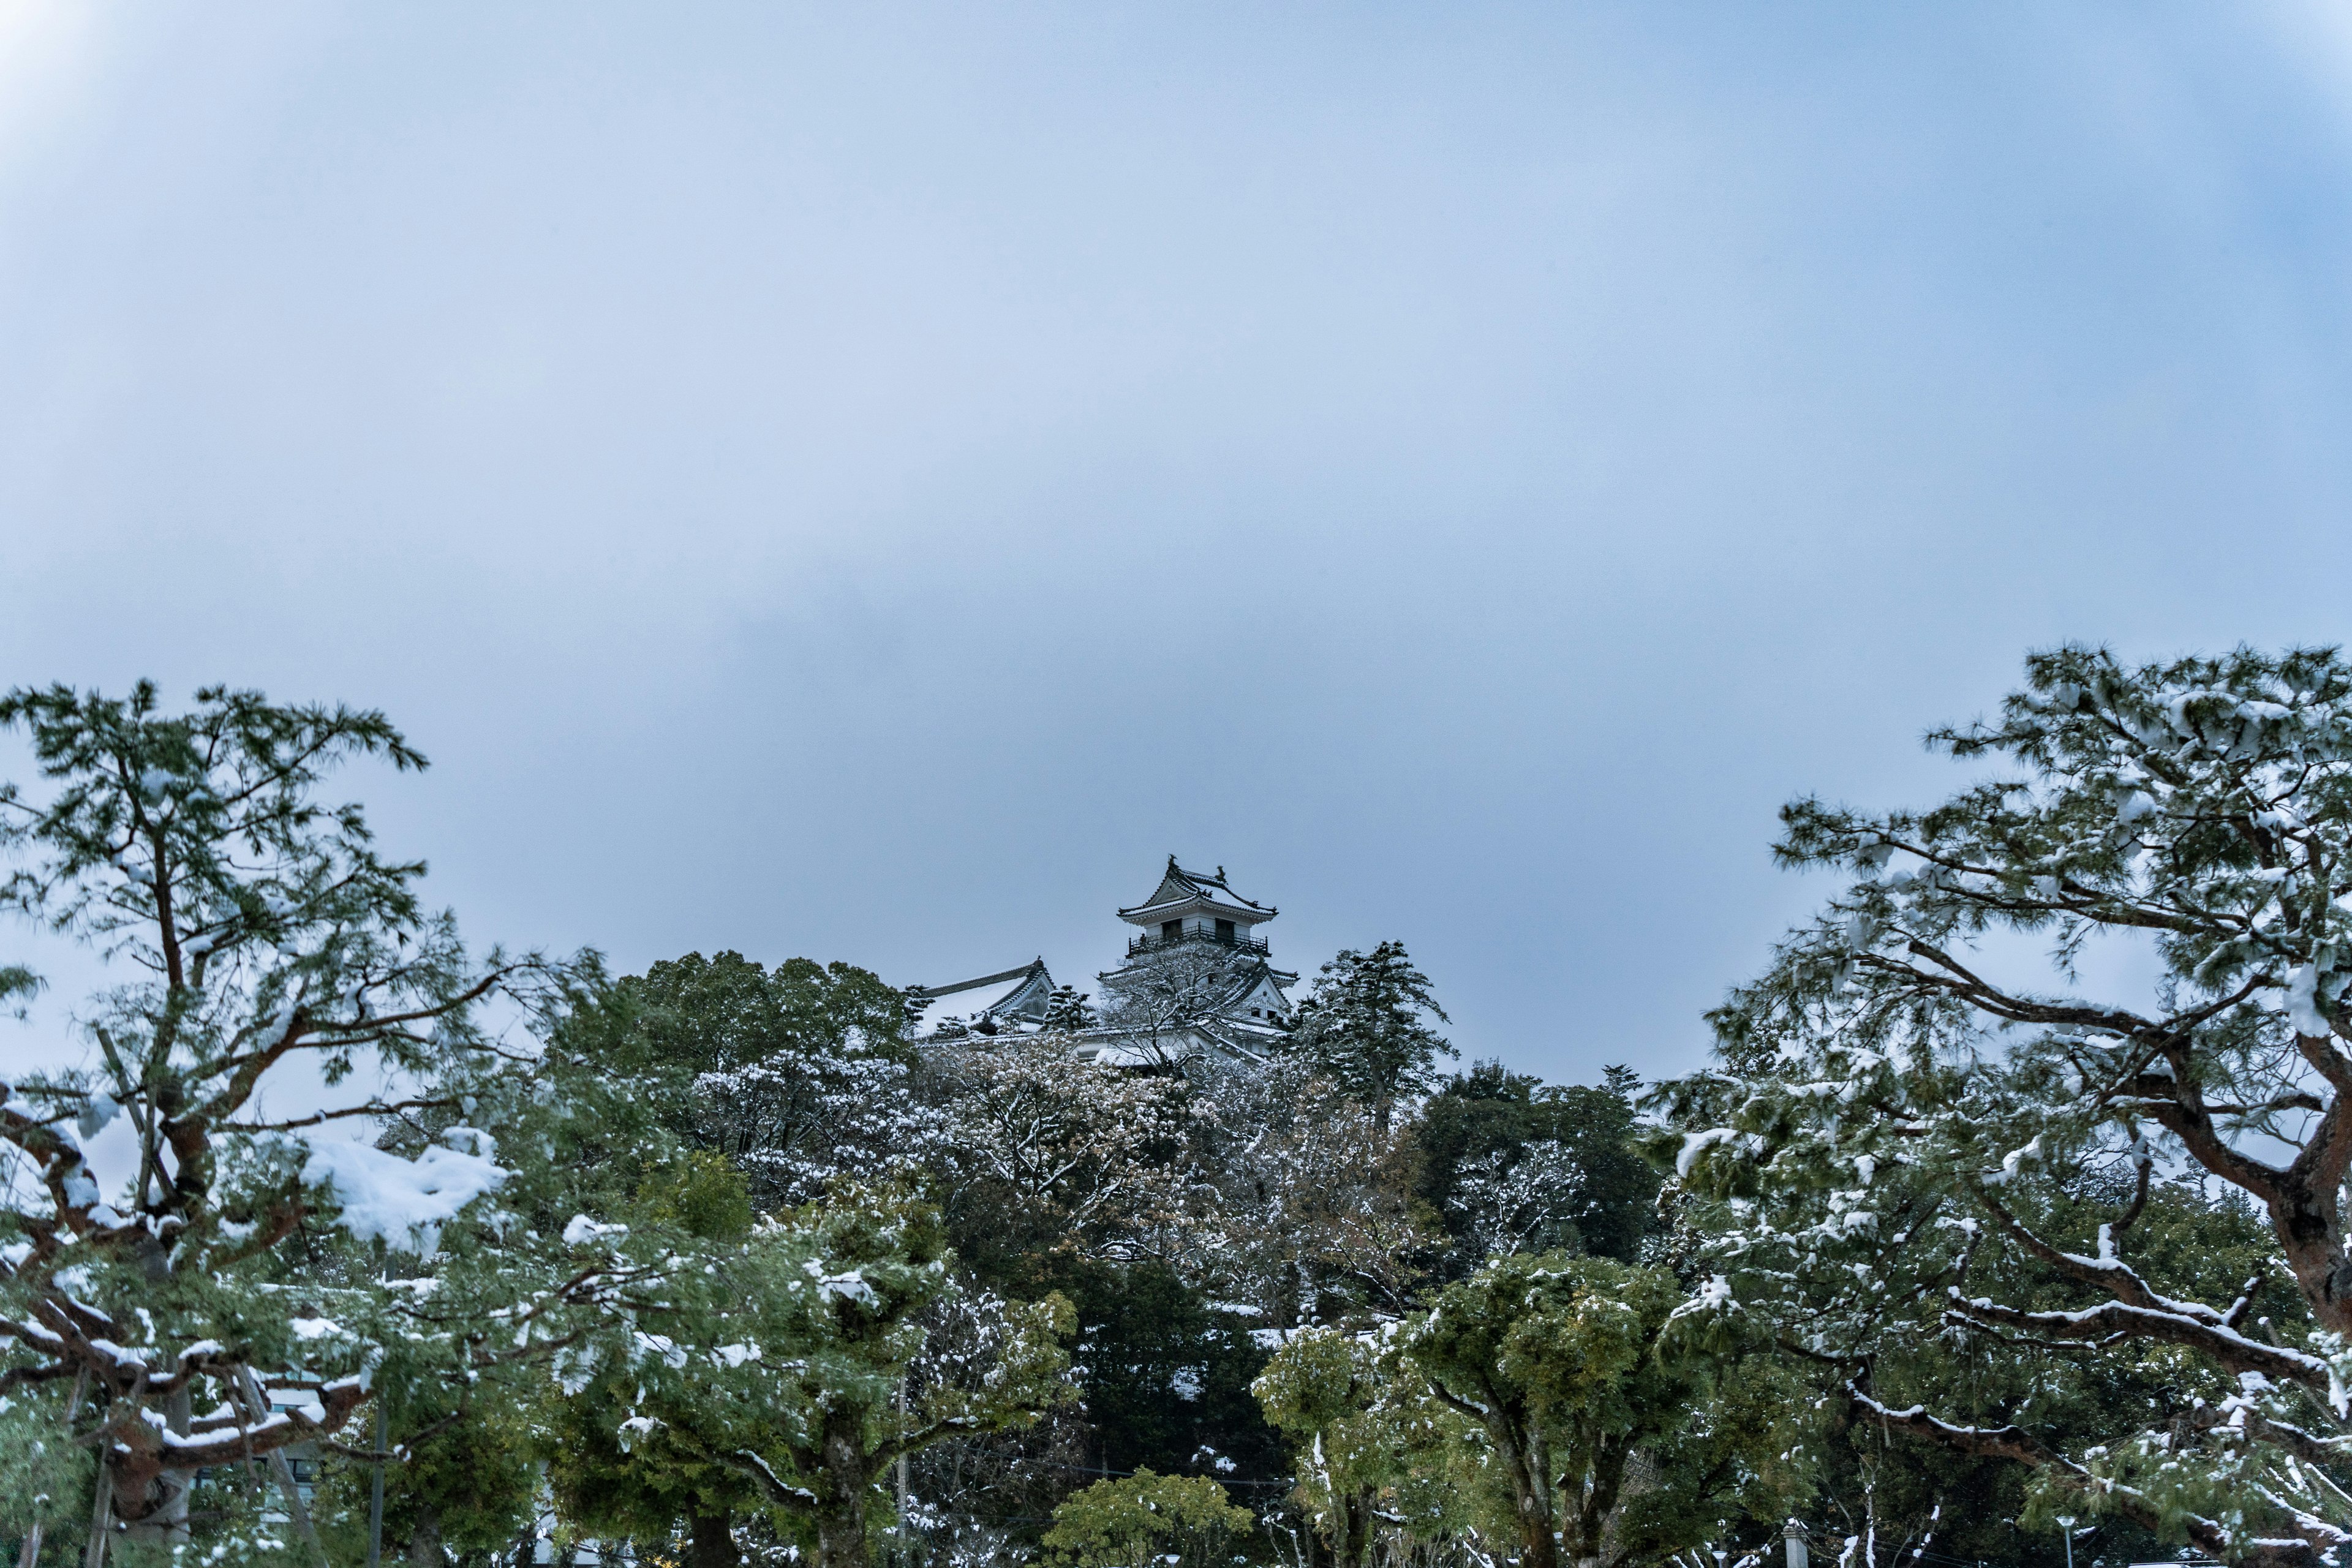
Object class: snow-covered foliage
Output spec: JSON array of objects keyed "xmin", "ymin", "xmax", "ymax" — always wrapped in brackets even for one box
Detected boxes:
[
  {"xmin": 295, "ymin": 1124, "xmax": 510, "ymax": 1253},
  {"xmin": 1449, "ymin": 1138, "xmax": 1594, "ymax": 1261},
  {"xmin": 0, "ymin": 684, "xmax": 638, "ymax": 1551},
  {"xmin": 1096, "ymin": 944, "xmax": 1267, "ymax": 1065},
  {"xmin": 1041, "ymin": 984, "xmax": 1096, "ymax": 1035},
  {"xmin": 692, "ymin": 1024, "xmax": 940, "ymax": 1207},
  {"xmin": 1189, "ymin": 1059, "xmax": 1434, "ymax": 1321},
  {"xmin": 926, "ymin": 1036, "xmax": 1204, "ymax": 1261},
  {"xmin": 588, "ymin": 951, "xmax": 933, "ymax": 1208},
  {"xmin": 1652, "ymin": 646, "xmax": 2352, "ymax": 1567},
  {"xmin": 549, "ymin": 1181, "xmax": 1072, "ymax": 1568}
]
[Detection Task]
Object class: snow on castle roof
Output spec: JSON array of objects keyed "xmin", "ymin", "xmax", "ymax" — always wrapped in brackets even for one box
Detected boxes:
[
  {"xmin": 911, "ymin": 959, "xmax": 1055, "ymax": 1032},
  {"xmin": 1117, "ymin": 856, "xmax": 1276, "ymax": 924}
]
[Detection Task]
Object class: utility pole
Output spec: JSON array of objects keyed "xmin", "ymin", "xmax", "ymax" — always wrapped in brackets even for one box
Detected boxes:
[
  {"xmin": 368, "ymin": 1396, "xmax": 389, "ymax": 1568},
  {"xmin": 895, "ymin": 1378, "xmax": 911, "ymax": 1568}
]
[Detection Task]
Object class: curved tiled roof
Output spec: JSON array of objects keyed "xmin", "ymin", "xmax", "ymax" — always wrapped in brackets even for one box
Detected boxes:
[{"xmin": 1117, "ymin": 854, "xmax": 1277, "ymax": 921}]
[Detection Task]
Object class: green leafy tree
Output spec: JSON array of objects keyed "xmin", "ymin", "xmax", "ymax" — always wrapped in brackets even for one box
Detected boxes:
[
  {"xmin": 571, "ymin": 1182, "xmax": 1075, "ymax": 1568},
  {"xmin": 543, "ymin": 1153, "xmax": 767, "ymax": 1568},
  {"xmin": 583, "ymin": 950, "xmax": 925, "ymax": 1207},
  {"xmin": 1653, "ymin": 645, "xmax": 2352, "ymax": 1567},
  {"xmin": 1041, "ymin": 1470, "xmax": 1254, "ymax": 1568},
  {"xmin": 1286, "ymin": 943, "xmax": 1452, "ymax": 1131},
  {"xmin": 1253, "ymin": 1327, "xmax": 1401, "ymax": 1568},
  {"xmin": 1396, "ymin": 1253, "xmax": 1801, "ymax": 1568},
  {"xmin": 315, "ymin": 1390, "xmax": 539, "ymax": 1568}
]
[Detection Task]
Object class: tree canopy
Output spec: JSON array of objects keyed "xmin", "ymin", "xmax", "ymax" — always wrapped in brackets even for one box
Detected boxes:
[{"xmin": 1656, "ymin": 644, "xmax": 2352, "ymax": 1567}]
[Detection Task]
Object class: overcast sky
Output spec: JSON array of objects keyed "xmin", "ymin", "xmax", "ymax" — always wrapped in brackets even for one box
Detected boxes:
[{"xmin": 5, "ymin": 2, "xmax": 2352, "ymax": 1087}]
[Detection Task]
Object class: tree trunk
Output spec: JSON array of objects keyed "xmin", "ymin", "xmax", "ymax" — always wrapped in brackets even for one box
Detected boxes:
[
  {"xmin": 1487, "ymin": 1423, "xmax": 1556, "ymax": 1568},
  {"xmin": 1332, "ymin": 1487, "xmax": 1375, "ymax": 1568},
  {"xmin": 688, "ymin": 1513, "xmax": 739, "ymax": 1568},
  {"xmin": 410, "ymin": 1504, "xmax": 444, "ymax": 1568},
  {"xmin": 814, "ymin": 1409, "xmax": 874, "ymax": 1568},
  {"xmin": 1561, "ymin": 1439, "xmax": 1632, "ymax": 1567}
]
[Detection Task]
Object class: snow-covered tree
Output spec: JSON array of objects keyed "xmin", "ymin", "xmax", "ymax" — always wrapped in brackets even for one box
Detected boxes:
[
  {"xmin": 578, "ymin": 951, "xmax": 930, "ymax": 1208},
  {"xmin": 900, "ymin": 1285, "xmax": 1097, "ymax": 1568},
  {"xmin": 1654, "ymin": 645, "xmax": 2352, "ymax": 1567},
  {"xmin": 563, "ymin": 1182, "xmax": 1074, "ymax": 1568},
  {"xmin": 1190, "ymin": 1061, "xmax": 1433, "ymax": 1324},
  {"xmin": 1042, "ymin": 984, "xmax": 1095, "ymax": 1035},
  {"xmin": 1417, "ymin": 1062, "xmax": 1659, "ymax": 1275},
  {"xmin": 1096, "ymin": 945, "xmax": 1261, "ymax": 1069},
  {"xmin": 926, "ymin": 1038, "xmax": 1204, "ymax": 1264},
  {"xmin": 1449, "ymin": 1138, "xmax": 1592, "ymax": 1259},
  {"xmin": 1286, "ymin": 942, "xmax": 1452, "ymax": 1129},
  {"xmin": 0, "ymin": 684, "xmax": 631, "ymax": 1555}
]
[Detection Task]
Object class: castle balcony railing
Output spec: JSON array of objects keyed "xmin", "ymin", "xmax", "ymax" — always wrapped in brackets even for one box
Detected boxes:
[{"xmin": 1127, "ymin": 929, "xmax": 1269, "ymax": 959}]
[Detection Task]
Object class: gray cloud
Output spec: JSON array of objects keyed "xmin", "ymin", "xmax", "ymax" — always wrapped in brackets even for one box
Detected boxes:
[{"xmin": 5, "ymin": 2, "xmax": 2352, "ymax": 1082}]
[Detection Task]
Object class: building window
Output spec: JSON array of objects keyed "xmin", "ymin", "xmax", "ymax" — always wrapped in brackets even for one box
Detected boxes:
[
  {"xmin": 1215, "ymin": 919, "xmax": 1235, "ymax": 943},
  {"xmin": 1162, "ymin": 920, "xmax": 1182, "ymax": 941}
]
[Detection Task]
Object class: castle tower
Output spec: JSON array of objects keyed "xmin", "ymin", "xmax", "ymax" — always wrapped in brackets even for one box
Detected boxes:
[
  {"xmin": 1115, "ymin": 856, "xmax": 1277, "ymax": 959},
  {"xmin": 1084, "ymin": 858, "xmax": 1297, "ymax": 1065}
]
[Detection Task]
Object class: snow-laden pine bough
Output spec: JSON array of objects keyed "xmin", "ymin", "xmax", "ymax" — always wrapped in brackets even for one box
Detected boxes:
[
  {"xmin": 0, "ymin": 684, "xmax": 663, "ymax": 1554},
  {"xmin": 1654, "ymin": 646, "xmax": 2352, "ymax": 1567}
]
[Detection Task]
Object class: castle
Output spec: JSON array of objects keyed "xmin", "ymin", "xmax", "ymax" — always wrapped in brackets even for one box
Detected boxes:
[{"xmin": 910, "ymin": 858, "xmax": 1297, "ymax": 1066}]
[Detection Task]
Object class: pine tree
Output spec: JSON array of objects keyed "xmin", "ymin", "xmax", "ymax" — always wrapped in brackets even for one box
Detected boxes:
[
  {"xmin": 1656, "ymin": 644, "xmax": 2352, "ymax": 1567},
  {"xmin": 1042, "ymin": 984, "xmax": 1095, "ymax": 1034},
  {"xmin": 0, "ymin": 682, "xmax": 632, "ymax": 1555},
  {"xmin": 1286, "ymin": 941, "xmax": 1453, "ymax": 1129},
  {"xmin": 563, "ymin": 1182, "xmax": 1074, "ymax": 1568}
]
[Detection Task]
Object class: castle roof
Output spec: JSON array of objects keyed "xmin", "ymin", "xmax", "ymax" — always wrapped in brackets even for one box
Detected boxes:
[
  {"xmin": 911, "ymin": 959, "xmax": 1055, "ymax": 1033},
  {"xmin": 1117, "ymin": 856, "xmax": 1277, "ymax": 925}
]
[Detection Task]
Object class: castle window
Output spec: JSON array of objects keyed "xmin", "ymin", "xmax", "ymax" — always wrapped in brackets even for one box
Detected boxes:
[
  {"xmin": 1162, "ymin": 920, "xmax": 1182, "ymax": 941},
  {"xmin": 1215, "ymin": 919, "xmax": 1235, "ymax": 943}
]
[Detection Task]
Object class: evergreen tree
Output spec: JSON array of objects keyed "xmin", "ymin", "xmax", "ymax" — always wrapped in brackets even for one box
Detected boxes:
[
  {"xmin": 1043, "ymin": 984, "xmax": 1095, "ymax": 1034},
  {"xmin": 1286, "ymin": 941, "xmax": 1453, "ymax": 1130},
  {"xmin": 1396, "ymin": 1253, "xmax": 1808, "ymax": 1568},
  {"xmin": 1041, "ymin": 1471, "xmax": 1254, "ymax": 1568},
  {"xmin": 581, "ymin": 950, "xmax": 927, "ymax": 1207},
  {"xmin": 1656, "ymin": 644, "xmax": 2352, "ymax": 1567},
  {"xmin": 1415, "ymin": 1061, "xmax": 1658, "ymax": 1274},
  {"xmin": 1254, "ymin": 1327, "xmax": 1405, "ymax": 1568},
  {"xmin": 1044, "ymin": 1260, "xmax": 1284, "ymax": 1486},
  {"xmin": 0, "ymin": 683, "xmax": 628, "ymax": 1555},
  {"xmin": 568, "ymin": 1182, "xmax": 1074, "ymax": 1568}
]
